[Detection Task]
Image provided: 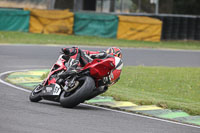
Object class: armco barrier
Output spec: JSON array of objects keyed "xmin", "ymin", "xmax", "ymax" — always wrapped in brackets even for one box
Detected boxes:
[
  {"xmin": 25, "ymin": 8, "xmax": 74, "ymax": 34},
  {"xmin": 117, "ymin": 15, "xmax": 162, "ymax": 42},
  {"xmin": 74, "ymin": 12, "xmax": 118, "ymax": 38},
  {"xmin": 0, "ymin": 8, "xmax": 30, "ymax": 32},
  {"xmin": 118, "ymin": 13, "xmax": 200, "ymax": 40},
  {"xmin": 2, "ymin": 8, "xmax": 199, "ymax": 41}
]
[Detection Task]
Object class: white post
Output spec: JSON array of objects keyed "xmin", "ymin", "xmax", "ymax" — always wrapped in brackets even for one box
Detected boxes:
[
  {"xmin": 155, "ymin": 0, "xmax": 159, "ymax": 15},
  {"xmin": 120, "ymin": 0, "xmax": 124, "ymax": 13},
  {"xmin": 74, "ymin": 0, "xmax": 77, "ymax": 11},
  {"xmin": 138, "ymin": 0, "xmax": 141, "ymax": 13},
  {"xmin": 150, "ymin": 0, "xmax": 159, "ymax": 14}
]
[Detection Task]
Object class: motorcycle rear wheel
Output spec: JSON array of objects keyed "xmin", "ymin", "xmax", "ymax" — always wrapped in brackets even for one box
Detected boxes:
[
  {"xmin": 60, "ymin": 76, "xmax": 95, "ymax": 108},
  {"xmin": 29, "ymin": 84, "xmax": 42, "ymax": 102}
]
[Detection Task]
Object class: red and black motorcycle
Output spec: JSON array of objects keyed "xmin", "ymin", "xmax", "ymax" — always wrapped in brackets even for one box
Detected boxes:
[{"xmin": 29, "ymin": 54, "xmax": 121, "ymax": 108}]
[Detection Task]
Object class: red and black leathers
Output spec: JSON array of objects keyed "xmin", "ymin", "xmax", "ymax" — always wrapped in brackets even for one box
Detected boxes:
[{"xmin": 60, "ymin": 47, "xmax": 123, "ymax": 86}]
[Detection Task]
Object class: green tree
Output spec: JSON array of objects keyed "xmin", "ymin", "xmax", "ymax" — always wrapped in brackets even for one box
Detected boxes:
[{"xmin": 54, "ymin": 0, "xmax": 74, "ymax": 9}]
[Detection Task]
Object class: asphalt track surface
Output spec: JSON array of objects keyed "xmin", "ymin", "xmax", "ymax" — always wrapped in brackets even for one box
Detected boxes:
[{"xmin": 0, "ymin": 45, "xmax": 200, "ymax": 133}]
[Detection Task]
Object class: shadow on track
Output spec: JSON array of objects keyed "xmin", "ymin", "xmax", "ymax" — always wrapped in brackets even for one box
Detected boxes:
[{"xmin": 36, "ymin": 100, "xmax": 100, "ymax": 111}]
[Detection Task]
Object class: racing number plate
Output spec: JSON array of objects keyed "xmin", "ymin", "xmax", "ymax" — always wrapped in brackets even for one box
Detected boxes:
[{"xmin": 53, "ymin": 84, "xmax": 61, "ymax": 95}]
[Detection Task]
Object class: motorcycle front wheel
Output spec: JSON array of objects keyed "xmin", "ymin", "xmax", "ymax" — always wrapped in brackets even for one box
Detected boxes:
[
  {"xmin": 29, "ymin": 84, "xmax": 43, "ymax": 102},
  {"xmin": 60, "ymin": 76, "xmax": 95, "ymax": 108}
]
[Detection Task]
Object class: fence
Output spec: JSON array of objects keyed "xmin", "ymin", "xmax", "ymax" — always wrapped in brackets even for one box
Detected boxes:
[
  {"xmin": 1, "ymin": 7, "xmax": 200, "ymax": 41},
  {"xmin": 0, "ymin": 8, "xmax": 30, "ymax": 32},
  {"xmin": 119, "ymin": 13, "xmax": 200, "ymax": 40},
  {"xmin": 74, "ymin": 12, "xmax": 118, "ymax": 38}
]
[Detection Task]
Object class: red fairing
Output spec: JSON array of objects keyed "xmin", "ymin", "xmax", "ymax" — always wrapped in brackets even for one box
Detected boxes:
[
  {"xmin": 109, "ymin": 56, "xmax": 123, "ymax": 84},
  {"xmin": 48, "ymin": 78, "xmax": 57, "ymax": 85},
  {"xmin": 82, "ymin": 57, "xmax": 115, "ymax": 79},
  {"xmin": 110, "ymin": 69, "xmax": 121, "ymax": 82},
  {"xmin": 43, "ymin": 55, "xmax": 67, "ymax": 85}
]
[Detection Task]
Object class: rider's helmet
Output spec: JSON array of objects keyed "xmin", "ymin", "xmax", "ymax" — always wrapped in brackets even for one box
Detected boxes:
[{"xmin": 106, "ymin": 47, "xmax": 122, "ymax": 58}]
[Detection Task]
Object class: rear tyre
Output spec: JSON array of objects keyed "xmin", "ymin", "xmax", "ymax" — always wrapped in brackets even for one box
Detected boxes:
[
  {"xmin": 29, "ymin": 84, "xmax": 42, "ymax": 102},
  {"xmin": 60, "ymin": 76, "xmax": 95, "ymax": 108}
]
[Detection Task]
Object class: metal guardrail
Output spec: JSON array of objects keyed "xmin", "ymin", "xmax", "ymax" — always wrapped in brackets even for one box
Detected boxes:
[{"xmin": 115, "ymin": 12, "xmax": 200, "ymax": 18}]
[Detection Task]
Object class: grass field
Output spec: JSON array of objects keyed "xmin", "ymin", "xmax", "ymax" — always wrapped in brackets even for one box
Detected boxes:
[
  {"xmin": 1, "ymin": 31, "xmax": 200, "ymax": 50},
  {"xmin": 104, "ymin": 66, "xmax": 200, "ymax": 115}
]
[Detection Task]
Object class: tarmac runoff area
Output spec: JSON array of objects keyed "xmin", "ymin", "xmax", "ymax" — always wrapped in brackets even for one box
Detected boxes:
[{"xmin": 3, "ymin": 69, "xmax": 200, "ymax": 127}]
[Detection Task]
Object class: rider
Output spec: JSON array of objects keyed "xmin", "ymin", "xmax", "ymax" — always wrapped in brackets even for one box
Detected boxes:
[{"xmin": 59, "ymin": 47, "xmax": 123, "ymax": 87}]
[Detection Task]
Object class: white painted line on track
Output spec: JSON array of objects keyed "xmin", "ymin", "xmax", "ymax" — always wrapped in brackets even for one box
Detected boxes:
[
  {"xmin": 83, "ymin": 104, "xmax": 200, "ymax": 129},
  {"xmin": 0, "ymin": 70, "xmax": 31, "ymax": 93},
  {"xmin": 0, "ymin": 70, "xmax": 200, "ymax": 129}
]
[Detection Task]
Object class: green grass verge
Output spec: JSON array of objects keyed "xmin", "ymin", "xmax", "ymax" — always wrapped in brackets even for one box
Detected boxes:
[
  {"xmin": 0, "ymin": 31, "xmax": 200, "ymax": 50},
  {"xmin": 40, "ymin": 66, "xmax": 200, "ymax": 115},
  {"xmin": 103, "ymin": 66, "xmax": 200, "ymax": 115}
]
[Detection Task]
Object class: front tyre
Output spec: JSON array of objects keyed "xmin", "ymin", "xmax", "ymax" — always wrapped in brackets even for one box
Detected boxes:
[
  {"xmin": 29, "ymin": 84, "xmax": 43, "ymax": 102},
  {"xmin": 60, "ymin": 76, "xmax": 95, "ymax": 108}
]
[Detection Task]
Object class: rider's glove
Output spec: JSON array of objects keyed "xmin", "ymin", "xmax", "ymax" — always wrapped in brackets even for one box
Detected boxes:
[{"xmin": 90, "ymin": 51, "xmax": 107, "ymax": 59}]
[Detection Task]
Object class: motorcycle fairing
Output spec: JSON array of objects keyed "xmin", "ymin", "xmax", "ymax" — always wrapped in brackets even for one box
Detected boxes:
[
  {"xmin": 44, "ymin": 55, "xmax": 67, "ymax": 85},
  {"xmin": 82, "ymin": 58, "xmax": 115, "ymax": 79},
  {"xmin": 41, "ymin": 83, "xmax": 61, "ymax": 97}
]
